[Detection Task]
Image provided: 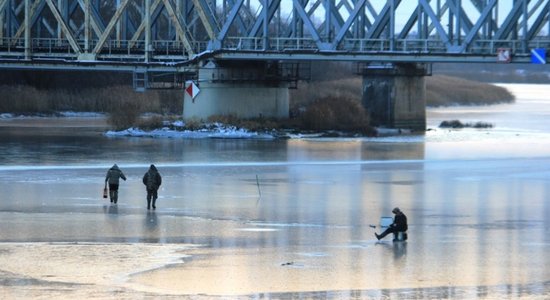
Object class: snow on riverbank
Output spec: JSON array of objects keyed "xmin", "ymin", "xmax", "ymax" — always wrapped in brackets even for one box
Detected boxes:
[{"xmin": 105, "ymin": 123, "xmax": 277, "ymax": 140}]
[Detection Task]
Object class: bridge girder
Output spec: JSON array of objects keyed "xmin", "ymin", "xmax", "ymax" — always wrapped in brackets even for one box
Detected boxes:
[{"xmin": 0, "ymin": 0, "xmax": 548, "ymax": 68}]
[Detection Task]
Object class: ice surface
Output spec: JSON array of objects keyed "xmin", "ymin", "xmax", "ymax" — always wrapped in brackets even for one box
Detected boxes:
[{"xmin": 1, "ymin": 84, "xmax": 550, "ymax": 298}]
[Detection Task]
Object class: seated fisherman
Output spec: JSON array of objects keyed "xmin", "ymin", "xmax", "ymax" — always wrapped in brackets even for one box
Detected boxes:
[{"xmin": 375, "ymin": 207, "xmax": 408, "ymax": 241}]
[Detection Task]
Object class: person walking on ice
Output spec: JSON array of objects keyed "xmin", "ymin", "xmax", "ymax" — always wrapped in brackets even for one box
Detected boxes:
[
  {"xmin": 143, "ymin": 164, "xmax": 162, "ymax": 210},
  {"xmin": 375, "ymin": 207, "xmax": 408, "ymax": 241},
  {"xmin": 105, "ymin": 164, "xmax": 126, "ymax": 204}
]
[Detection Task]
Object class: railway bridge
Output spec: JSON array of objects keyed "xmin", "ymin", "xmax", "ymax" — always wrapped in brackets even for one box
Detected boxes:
[{"xmin": 1, "ymin": 0, "xmax": 549, "ymax": 130}]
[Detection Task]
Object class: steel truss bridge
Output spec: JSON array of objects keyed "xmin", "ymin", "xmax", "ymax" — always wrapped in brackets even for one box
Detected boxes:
[{"xmin": 0, "ymin": 0, "xmax": 549, "ymax": 75}]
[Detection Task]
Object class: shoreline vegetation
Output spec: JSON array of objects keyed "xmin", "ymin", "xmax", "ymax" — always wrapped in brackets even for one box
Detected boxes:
[
  {"xmin": 0, "ymin": 73, "xmax": 515, "ymax": 137},
  {"xmin": 439, "ymin": 120, "xmax": 494, "ymax": 129}
]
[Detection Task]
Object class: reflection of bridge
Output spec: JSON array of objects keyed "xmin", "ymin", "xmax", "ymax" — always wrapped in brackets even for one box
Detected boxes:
[{"xmin": 1, "ymin": 1, "xmax": 549, "ymax": 128}]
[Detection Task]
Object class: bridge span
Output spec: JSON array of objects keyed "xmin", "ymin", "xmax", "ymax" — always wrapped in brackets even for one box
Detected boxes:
[{"xmin": 1, "ymin": 0, "xmax": 549, "ymax": 130}]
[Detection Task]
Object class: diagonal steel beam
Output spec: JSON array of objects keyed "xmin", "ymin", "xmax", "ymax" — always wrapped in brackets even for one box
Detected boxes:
[
  {"xmin": 0, "ymin": 0, "xmax": 7, "ymax": 42},
  {"xmin": 332, "ymin": 0, "xmax": 366, "ymax": 48},
  {"xmin": 190, "ymin": 0, "xmax": 217, "ymax": 40},
  {"xmin": 129, "ymin": 0, "xmax": 162, "ymax": 47},
  {"xmin": 41, "ymin": 16, "xmax": 55, "ymax": 35},
  {"xmin": 398, "ymin": 4, "xmax": 420, "ymax": 39},
  {"xmin": 12, "ymin": 0, "xmax": 46, "ymax": 44},
  {"xmin": 458, "ymin": 0, "xmax": 497, "ymax": 52},
  {"xmin": 319, "ymin": 0, "xmax": 347, "ymax": 38},
  {"xmin": 292, "ymin": 0, "xmax": 329, "ymax": 50},
  {"xmin": 15, "ymin": 1, "xmax": 24, "ymax": 15},
  {"xmin": 302, "ymin": 0, "xmax": 323, "ymax": 37},
  {"xmin": 77, "ymin": 0, "xmax": 103, "ymax": 38},
  {"xmin": 161, "ymin": 0, "xmax": 195, "ymax": 55},
  {"xmin": 248, "ymin": 0, "xmax": 280, "ymax": 37},
  {"xmin": 494, "ymin": 0, "xmax": 529, "ymax": 40},
  {"xmin": 224, "ymin": 0, "xmax": 248, "ymax": 36},
  {"xmin": 337, "ymin": 0, "xmax": 352, "ymax": 12},
  {"xmin": 218, "ymin": 0, "xmax": 244, "ymax": 41},
  {"xmin": 0, "ymin": 0, "xmax": 8, "ymax": 14},
  {"xmin": 364, "ymin": 0, "xmax": 401, "ymax": 39},
  {"xmin": 45, "ymin": 0, "xmax": 82, "ymax": 53},
  {"xmin": 447, "ymin": 0, "xmax": 475, "ymax": 35},
  {"xmin": 527, "ymin": 0, "xmax": 549, "ymax": 40},
  {"xmin": 92, "ymin": 0, "xmax": 130, "ymax": 54},
  {"xmin": 364, "ymin": 0, "xmax": 383, "ymax": 37},
  {"xmin": 418, "ymin": 0, "xmax": 451, "ymax": 49},
  {"xmin": 427, "ymin": 2, "xmax": 449, "ymax": 38},
  {"xmin": 513, "ymin": 0, "xmax": 546, "ymax": 40},
  {"xmin": 365, "ymin": 1, "xmax": 377, "ymax": 19}
]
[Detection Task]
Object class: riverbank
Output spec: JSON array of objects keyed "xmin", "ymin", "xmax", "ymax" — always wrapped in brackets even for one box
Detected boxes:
[
  {"xmin": 0, "ymin": 113, "xmax": 407, "ymax": 139},
  {"xmin": 0, "ymin": 75, "xmax": 518, "ymax": 139},
  {"xmin": 0, "ymin": 75, "xmax": 515, "ymax": 132}
]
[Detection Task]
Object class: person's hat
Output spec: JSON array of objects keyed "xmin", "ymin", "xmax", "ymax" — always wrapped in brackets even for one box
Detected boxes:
[{"xmin": 392, "ymin": 207, "xmax": 401, "ymax": 213}]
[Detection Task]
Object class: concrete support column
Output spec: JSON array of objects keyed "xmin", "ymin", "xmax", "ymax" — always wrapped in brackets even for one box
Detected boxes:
[
  {"xmin": 183, "ymin": 62, "xmax": 289, "ymax": 120},
  {"xmin": 362, "ymin": 63, "xmax": 428, "ymax": 131}
]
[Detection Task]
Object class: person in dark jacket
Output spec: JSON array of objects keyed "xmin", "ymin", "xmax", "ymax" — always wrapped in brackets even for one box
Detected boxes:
[
  {"xmin": 142, "ymin": 164, "xmax": 162, "ymax": 210},
  {"xmin": 105, "ymin": 164, "xmax": 126, "ymax": 204},
  {"xmin": 375, "ymin": 207, "xmax": 408, "ymax": 241}
]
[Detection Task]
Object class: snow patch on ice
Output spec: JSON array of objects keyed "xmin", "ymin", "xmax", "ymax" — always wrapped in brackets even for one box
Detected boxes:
[{"xmin": 105, "ymin": 123, "xmax": 276, "ymax": 140}]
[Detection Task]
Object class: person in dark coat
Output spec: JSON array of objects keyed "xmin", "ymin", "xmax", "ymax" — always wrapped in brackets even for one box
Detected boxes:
[
  {"xmin": 105, "ymin": 164, "xmax": 126, "ymax": 204},
  {"xmin": 375, "ymin": 207, "xmax": 408, "ymax": 241},
  {"xmin": 142, "ymin": 164, "xmax": 162, "ymax": 210}
]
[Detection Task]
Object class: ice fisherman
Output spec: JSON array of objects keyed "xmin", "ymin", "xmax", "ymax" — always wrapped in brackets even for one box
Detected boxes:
[
  {"xmin": 142, "ymin": 164, "xmax": 162, "ymax": 210},
  {"xmin": 375, "ymin": 207, "xmax": 408, "ymax": 241},
  {"xmin": 105, "ymin": 164, "xmax": 127, "ymax": 204}
]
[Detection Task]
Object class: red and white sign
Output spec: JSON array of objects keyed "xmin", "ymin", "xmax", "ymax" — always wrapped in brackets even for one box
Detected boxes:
[{"xmin": 185, "ymin": 81, "xmax": 200, "ymax": 100}]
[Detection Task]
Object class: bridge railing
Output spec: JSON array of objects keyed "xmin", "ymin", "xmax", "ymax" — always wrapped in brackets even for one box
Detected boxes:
[
  {"xmin": 0, "ymin": 38, "xmax": 25, "ymax": 56},
  {"xmin": 341, "ymin": 39, "xmax": 446, "ymax": 53},
  {"xmin": 222, "ymin": 37, "xmax": 548, "ymax": 55},
  {"xmin": 222, "ymin": 37, "xmax": 316, "ymax": 51},
  {"xmin": 0, "ymin": 38, "xmax": 207, "ymax": 60}
]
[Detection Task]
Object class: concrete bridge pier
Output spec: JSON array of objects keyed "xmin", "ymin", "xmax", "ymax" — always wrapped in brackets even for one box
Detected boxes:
[
  {"xmin": 183, "ymin": 61, "xmax": 289, "ymax": 121},
  {"xmin": 362, "ymin": 63, "xmax": 428, "ymax": 131}
]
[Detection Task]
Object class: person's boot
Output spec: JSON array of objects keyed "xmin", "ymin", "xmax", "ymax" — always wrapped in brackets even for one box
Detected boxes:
[
  {"xmin": 147, "ymin": 199, "xmax": 151, "ymax": 210},
  {"xmin": 152, "ymin": 199, "xmax": 156, "ymax": 210}
]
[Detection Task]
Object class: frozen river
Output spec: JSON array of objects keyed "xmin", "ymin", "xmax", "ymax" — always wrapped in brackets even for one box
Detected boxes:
[{"xmin": 0, "ymin": 84, "xmax": 549, "ymax": 299}]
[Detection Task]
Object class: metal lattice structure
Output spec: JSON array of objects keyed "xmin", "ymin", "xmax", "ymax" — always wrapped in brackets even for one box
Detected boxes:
[{"xmin": 0, "ymin": 0, "xmax": 549, "ymax": 71}]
